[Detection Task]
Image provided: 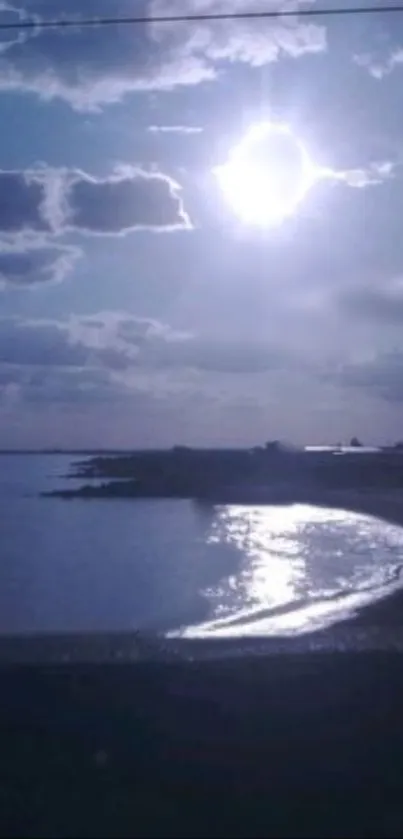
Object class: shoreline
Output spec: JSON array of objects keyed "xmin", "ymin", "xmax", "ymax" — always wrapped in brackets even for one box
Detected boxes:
[
  {"xmin": 1, "ymin": 605, "xmax": 403, "ymax": 664},
  {"xmin": 43, "ymin": 482, "xmax": 403, "ymax": 525},
  {"xmin": 42, "ymin": 478, "xmax": 403, "ymax": 644}
]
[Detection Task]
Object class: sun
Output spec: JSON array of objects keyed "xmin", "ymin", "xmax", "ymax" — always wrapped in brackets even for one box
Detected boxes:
[{"xmin": 215, "ymin": 121, "xmax": 319, "ymax": 227}]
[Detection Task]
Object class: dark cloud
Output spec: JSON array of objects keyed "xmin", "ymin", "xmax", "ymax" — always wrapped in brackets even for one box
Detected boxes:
[
  {"xmin": 0, "ymin": 1, "xmax": 326, "ymax": 110},
  {"xmin": 334, "ymin": 352, "xmax": 403, "ymax": 404},
  {"xmin": 339, "ymin": 281, "xmax": 403, "ymax": 325},
  {"xmin": 0, "ymin": 312, "xmax": 295, "ymax": 410},
  {"xmin": 67, "ymin": 169, "xmax": 189, "ymax": 233},
  {"xmin": 79, "ymin": 314, "xmax": 288, "ymax": 375},
  {"xmin": 0, "ymin": 313, "xmax": 189, "ymax": 378},
  {"xmin": 0, "ymin": 318, "xmax": 86, "ymax": 365},
  {"xmin": 0, "ymin": 171, "xmax": 47, "ymax": 232},
  {"xmin": 116, "ymin": 316, "xmax": 186, "ymax": 345},
  {"xmin": 0, "ymin": 165, "xmax": 189, "ymax": 237},
  {"xmin": 0, "ymin": 243, "xmax": 80, "ymax": 286},
  {"xmin": 0, "ymin": 361, "xmax": 129, "ymax": 406},
  {"xmin": 22, "ymin": 366, "xmax": 127, "ymax": 405},
  {"xmin": 0, "ymin": 313, "xmax": 185, "ymax": 407},
  {"xmin": 154, "ymin": 337, "xmax": 290, "ymax": 374}
]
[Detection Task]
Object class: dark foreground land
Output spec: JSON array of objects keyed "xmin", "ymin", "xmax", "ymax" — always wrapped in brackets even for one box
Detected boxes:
[
  {"xmin": 2, "ymin": 591, "xmax": 403, "ymax": 837},
  {"xmin": 2, "ymin": 629, "xmax": 403, "ymax": 838}
]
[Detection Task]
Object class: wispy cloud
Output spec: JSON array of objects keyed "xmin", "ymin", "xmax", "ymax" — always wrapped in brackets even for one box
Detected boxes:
[
  {"xmin": 148, "ymin": 125, "xmax": 203, "ymax": 134},
  {"xmin": 326, "ymin": 160, "xmax": 396, "ymax": 189},
  {"xmin": 354, "ymin": 49, "xmax": 403, "ymax": 79}
]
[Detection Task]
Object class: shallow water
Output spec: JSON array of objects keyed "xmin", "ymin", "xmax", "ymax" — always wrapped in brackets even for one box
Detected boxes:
[{"xmin": 1, "ymin": 455, "xmax": 403, "ymax": 637}]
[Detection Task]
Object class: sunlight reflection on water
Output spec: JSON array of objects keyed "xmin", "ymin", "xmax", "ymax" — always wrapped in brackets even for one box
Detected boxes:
[{"xmin": 179, "ymin": 504, "xmax": 403, "ymax": 638}]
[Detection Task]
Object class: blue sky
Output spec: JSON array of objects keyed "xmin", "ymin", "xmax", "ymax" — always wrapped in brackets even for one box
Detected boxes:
[{"xmin": 1, "ymin": 0, "xmax": 403, "ymax": 448}]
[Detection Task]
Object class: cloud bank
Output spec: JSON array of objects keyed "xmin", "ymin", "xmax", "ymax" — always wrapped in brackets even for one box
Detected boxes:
[
  {"xmin": 0, "ymin": 311, "xmax": 294, "ymax": 407},
  {"xmin": 0, "ymin": 0, "xmax": 326, "ymax": 110}
]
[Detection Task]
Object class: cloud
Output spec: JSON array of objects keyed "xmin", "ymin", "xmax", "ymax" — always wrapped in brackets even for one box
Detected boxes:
[
  {"xmin": 0, "ymin": 240, "xmax": 80, "ymax": 286},
  {"xmin": 151, "ymin": 336, "xmax": 290, "ymax": 374},
  {"xmin": 0, "ymin": 318, "xmax": 87, "ymax": 365},
  {"xmin": 354, "ymin": 49, "xmax": 403, "ymax": 80},
  {"xmin": 0, "ymin": 316, "xmax": 166, "ymax": 409},
  {"xmin": 4, "ymin": 153, "xmax": 392, "ymax": 246},
  {"xmin": 0, "ymin": 170, "xmax": 49, "ymax": 232},
  {"xmin": 148, "ymin": 125, "xmax": 203, "ymax": 134},
  {"xmin": 339, "ymin": 277, "xmax": 403, "ymax": 325},
  {"xmin": 66, "ymin": 311, "xmax": 191, "ymax": 372},
  {"xmin": 20, "ymin": 366, "xmax": 127, "ymax": 406},
  {"xmin": 0, "ymin": 0, "xmax": 326, "ymax": 111},
  {"xmin": 0, "ymin": 1, "xmax": 40, "ymax": 54},
  {"xmin": 66, "ymin": 167, "xmax": 190, "ymax": 233},
  {"xmin": 150, "ymin": 0, "xmax": 326, "ymax": 67},
  {"xmin": 67, "ymin": 312, "xmax": 287, "ymax": 375},
  {"xmin": 335, "ymin": 351, "xmax": 403, "ymax": 404},
  {"xmin": 0, "ymin": 312, "xmax": 191, "ymax": 372},
  {"xmin": 0, "ymin": 311, "xmax": 295, "ymax": 409},
  {"xmin": 0, "ymin": 317, "xmax": 131, "ymax": 408},
  {"xmin": 329, "ymin": 160, "xmax": 396, "ymax": 189},
  {"xmin": 0, "ymin": 165, "xmax": 190, "ymax": 236},
  {"xmin": 3, "ymin": 313, "xmax": 399, "ymax": 446}
]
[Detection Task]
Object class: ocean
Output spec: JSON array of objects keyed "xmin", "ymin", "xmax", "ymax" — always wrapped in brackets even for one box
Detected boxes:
[{"xmin": 1, "ymin": 454, "xmax": 403, "ymax": 638}]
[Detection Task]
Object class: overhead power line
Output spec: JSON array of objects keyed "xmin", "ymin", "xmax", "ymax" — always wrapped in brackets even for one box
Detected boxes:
[{"xmin": 1, "ymin": 5, "xmax": 403, "ymax": 32}]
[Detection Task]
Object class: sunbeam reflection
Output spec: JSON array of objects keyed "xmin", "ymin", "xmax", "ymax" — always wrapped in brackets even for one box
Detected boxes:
[{"xmin": 178, "ymin": 504, "xmax": 403, "ymax": 638}]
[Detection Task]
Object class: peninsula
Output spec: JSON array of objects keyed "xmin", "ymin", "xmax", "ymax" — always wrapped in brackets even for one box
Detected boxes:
[{"xmin": 43, "ymin": 440, "xmax": 403, "ymax": 503}]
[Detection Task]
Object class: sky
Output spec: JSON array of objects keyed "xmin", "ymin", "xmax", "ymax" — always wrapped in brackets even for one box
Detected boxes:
[{"xmin": 1, "ymin": 0, "xmax": 403, "ymax": 448}]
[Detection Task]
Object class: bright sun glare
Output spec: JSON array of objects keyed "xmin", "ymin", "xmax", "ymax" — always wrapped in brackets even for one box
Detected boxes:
[{"xmin": 215, "ymin": 121, "xmax": 320, "ymax": 227}]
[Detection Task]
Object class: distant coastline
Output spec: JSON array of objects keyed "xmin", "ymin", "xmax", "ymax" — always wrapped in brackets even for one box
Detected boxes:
[
  {"xmin": 0, "ymin": 449, "xmax": 134, "ymax": 455},
  {"xmin": 41, "ymin": 442, "xmax": 403, "ymax": 509}
]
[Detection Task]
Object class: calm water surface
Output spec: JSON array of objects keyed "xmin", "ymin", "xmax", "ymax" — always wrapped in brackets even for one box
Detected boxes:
[{"xmin": 1, "ymin": 454, "xmax": 403, "ymax": 637}]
